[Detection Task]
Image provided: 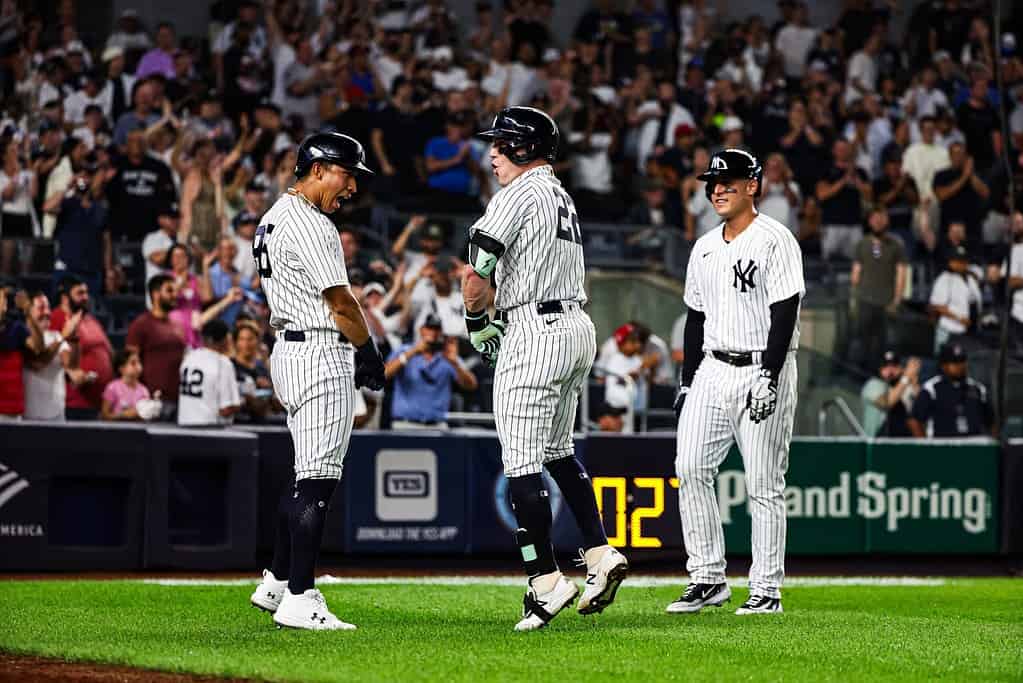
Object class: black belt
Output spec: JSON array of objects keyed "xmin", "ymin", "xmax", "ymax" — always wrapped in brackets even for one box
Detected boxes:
[
  {"xmin": 710, "ymin": 350, "xmax": 756, "ymax": 367},
  {"xmin": 496, "ymin": 300, "xmax": 573, "ymax": 322},
  {"xmin": 283, "ymin": 330, "xmax": 349, "ymax": 344}
]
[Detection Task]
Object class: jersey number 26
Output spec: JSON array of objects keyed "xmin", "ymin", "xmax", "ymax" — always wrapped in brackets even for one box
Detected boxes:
[
  {"xmin": 252, "ymin": 224, "xmax": 275, "ymax": 278},
  {"xmin": 555, "ymin": 191, "xmax": 582, "ymax": 244}
]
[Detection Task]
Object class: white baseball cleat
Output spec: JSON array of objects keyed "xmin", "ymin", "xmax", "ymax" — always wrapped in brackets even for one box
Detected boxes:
[
  {"xmin": 514, "ymin": 573, "xmax": 579, "ymax": 632},
  {"xmin": 250, "ymin": 569, "xmax": 288, "ymax": 613},
  {"xmin": 577, "ymin": 545, "xmax": 629, "ymax": 615},
  {"xmin": 273, "ymin": 588, "xmax": 357, "ymax": 631}
]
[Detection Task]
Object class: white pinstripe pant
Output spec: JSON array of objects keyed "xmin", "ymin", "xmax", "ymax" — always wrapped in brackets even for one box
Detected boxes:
[
  {"xmin": 270, "ymin": 333, "xmax": 355, "ymax": 481},
  {"xmin": 675, "ymin": 352, "xmax": 797, "ymax": 599},
  {"xmin": 494, "ymin": 306, "xmax": 595, "ymax": 477}
]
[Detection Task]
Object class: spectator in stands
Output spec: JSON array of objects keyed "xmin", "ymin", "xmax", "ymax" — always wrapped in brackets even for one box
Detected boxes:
[
  {"xmin": 410, "ymin": 256, "xmax": 466, "ymax": 342},
  {"xmin": 932, "ymin": 141, "xmax": 990, "ymax": 252},
  {"xmin": 232, "ymin": 320, "xmax": 273, "ymax": 424},
  {"xmin": 280, "ymin": 38, "xmax": 323, "ymax": 132},
  {"xmin": 108, "ymin": 127, "xmax": 178, "ymax": 245},
  {"xmin": 100, "ymin": 349, "xmax": 152, "ymax": 421},
  {"xmin": 774, "ymin": 1, "xmax": 817, "ymax": 80},
  {"xmin": 50, "ymin": 275, "xmax": 113, "ymax": 420},
  {"xmin": 625, "ymin": 177, "xmax": 682, "ymax": 259},
  {"xmin": 0, "ymin": 286, "xmax": 43, "ymax": 419},
  {"xmin": 757, "ymin": 153, "xmax": 801, "ymax": 236},
  {"xmin": 597, "ymin": 323, "xmax": 649, "ymax": 424},
  {"xmin": 106, "ymin": 128, "xmax": 177, "ymax": 242},
  {"xmin": 113, "ymin": 79, "xmax": 161, "ymax": 148},
  {"xmin": 370, "ymin": 77, "xmax": 424, "ymax": 201},
  {"xmin": 682, "ymin": 146, "xmax": 720, "ymax": 241},
  {"xmin": 929, "ymin": 245, "xmax": 982, "ymax": 353},
  {"xmin": 232, "ymin": 211, "xmax": 259, "ymax": 288},
  {"xmin": 902, "ymin": 65, "xmax": 950, "ymax": 121},
  {"xmin": 902, "ymin": 115, "xmax": 949, "ymax": 221},
  {"xmin": 392, "ymin": 214, "xmax": 444, "ymax": 281},
  {"xmin": 873, "ymin": 151, "xmax": 921, "ymax": 256},
  {"xmin": 0, "ymin": 139, "xmax": 38, "ymax": 277},
  {"xmin": 384, "ymin": 314, "xmax": 477, "ymax": 429},
  {"xmin": 990, "ymin": 211, "xmax": 1023, "ymax": 358},
  {"xmin": 127, "ymin": 273, "xmax": 186, "ymax": 420},
  {"xmin": 816, "ymin": 139, "xmax": 872, "ymax": 261},
  {"xmin": 105, "ymin": 9, "xmax": 151, "ymax": 56},
  {"xmin": 203, "ymin": 237, "xmax": 252, "ymax": 326},
  {"xmin": 141, "ymin": 202, "xmax": 180, "ymax": 289},
  {"xmin": 136, "ymin": 22, "xmax": 177, "ymax": 80},
  {"xmin": 567, "ymin": 99, "xmax": 621, "ymax": 221},
  {"xmin": 424, "ymin": 111, "xmax": 479, "ymax": 209},
  {"xmin": 46, "ymin": 155, "xmax": 110, "ymax": 299},
  {"xmin": 861, "ymin": 351, "xmax": 920, "ymax": 438},
  {"xmin": 23, "ymin": 292, "xmax": 78, "ymax": 421},
  {"xmin": 99, "ymin": 46, "xmax": 135, "ymax": 124},
  {"xmin": 956, "ymin": 71, "xmax": 1001, "ymax": 175},
  {"xmin": 635, "ymin": 81, "xmax": 696, "ymax": 173},
  {"xmin": 177, "ymin": 319, "xmax": 242, "ymax": 427},
  {"xmin": 180, "ymin": 139, "xmax": 225, "ymax": 254},
  {"xmin": 65, "ymin": 71, "xmax": 106, "ymax": 127},
  {"xmin": 850, "ymin": 207, "xmax": 907, "ymax": 373},
  {"xmin": 167, "ymin": 244, "xmax": 242, "ymax": 349},
  {"xmin": 845, "ymin": 32, "xmax": 881, "ymax": 107},
  {"xmin": 42, "ymin": 136, "xmax": 89, "ymax": 240},
  {"xmin": 908, "ymin": 341, "xmax": 994, "ymax": 438}
]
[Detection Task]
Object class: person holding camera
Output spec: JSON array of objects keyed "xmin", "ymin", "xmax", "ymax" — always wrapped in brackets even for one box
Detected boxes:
[
  {"xmin": 44, "ymin": 153, "xmax": 110, "ymax": 299},
  {"xmin": 383, "ymin": 314, "xmax": 477, "ymax": 429}
]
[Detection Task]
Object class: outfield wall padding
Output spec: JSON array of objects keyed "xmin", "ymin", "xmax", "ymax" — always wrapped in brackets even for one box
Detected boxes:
[{"xmin": 0, "ymin": 424, "xmax": 1012, "ymax": 570}]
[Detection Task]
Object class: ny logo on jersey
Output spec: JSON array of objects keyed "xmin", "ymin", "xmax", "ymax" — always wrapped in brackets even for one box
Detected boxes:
[{"xmin": 732, "ymin": 259, "xmax": 758, "ymax": 292}]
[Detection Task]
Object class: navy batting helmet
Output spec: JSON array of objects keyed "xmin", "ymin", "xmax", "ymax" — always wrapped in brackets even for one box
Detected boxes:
[
  {"xmin": 477, "ymin": 106, "xmax": 559, "ymax": 165},
  {"xmin": 697, "ymin": 148, "xmax": 763, "ymax": 199},
  {"xmin": 294, "ymin": 131, "xmax": 373, "ymax": 179}
]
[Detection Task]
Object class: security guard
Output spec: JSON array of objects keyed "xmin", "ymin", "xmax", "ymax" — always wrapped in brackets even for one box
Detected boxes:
[{"xmin": 908, "ymin": 342, "xmax": 994, "ymax": 438}]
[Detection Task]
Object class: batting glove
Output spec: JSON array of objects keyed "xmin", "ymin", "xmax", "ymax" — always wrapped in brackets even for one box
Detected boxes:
[
  {"xmin": 354, "ymin": 339, "xmax": 386, "ymax": 391},
  {"xmin": 481, "ymin": 349, "xmax": 499, "ymax": 369},
  {"xmin": 673, "ymin": 383, "xmax": 689, "ymax": 419},
  {"xmin": 465, "ymin": 311, "xmax": 506, "ymax": 356},
  {"xmin": 746, "ymin": 368, "xmax": 778, "ymax": 424}
]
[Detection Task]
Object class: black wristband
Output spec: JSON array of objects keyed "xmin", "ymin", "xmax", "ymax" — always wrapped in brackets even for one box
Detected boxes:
[{"xmin": 464, "ymin": 310, "xmax": 490, "ymax": 332}]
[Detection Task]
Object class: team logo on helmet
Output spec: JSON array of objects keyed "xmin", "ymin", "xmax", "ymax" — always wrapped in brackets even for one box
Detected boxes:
[{"xmin": 711, "ymin": 156, "xmax": 729, "ymax": 170}]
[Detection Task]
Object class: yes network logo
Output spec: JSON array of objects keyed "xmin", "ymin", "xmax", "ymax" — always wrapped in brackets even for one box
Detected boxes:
[{"xmin": 375, "ymin": 450, "xmax": 438, "ymax": 522}]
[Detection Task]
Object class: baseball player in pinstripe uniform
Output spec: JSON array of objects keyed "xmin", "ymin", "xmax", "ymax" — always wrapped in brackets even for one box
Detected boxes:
[
  {"xmin": 248, "ymin": 132, "xmax": 385, "ymax": 631},
  {"xmin": 462, "ymin": 106, "xmax": 628, "ymax": 632},
  {"xmin": 666, "ymin": 149, "xmax": 805, "ymax": 616}
]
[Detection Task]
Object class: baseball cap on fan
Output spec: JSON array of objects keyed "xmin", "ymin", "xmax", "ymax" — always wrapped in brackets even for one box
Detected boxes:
[
  {"xmin": 880, "ymin": 349, "xmax": 901, "ymax": 368},
  {"xmin": 939, "ymin": 342, "xmax": 967, "ymax": 364}
]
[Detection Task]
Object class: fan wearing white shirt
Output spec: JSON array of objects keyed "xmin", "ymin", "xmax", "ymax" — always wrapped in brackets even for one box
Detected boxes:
[
  {"xmin": 757, "ymin": 154, "xmax": 801, "ymax": 235},
  {"xmin": 928, "ymin": 245, "xmax": 983, "ymax": 353},
  {"xmin": 177, "ymin": 319, "xmax": 241, "ymax": 426},
  {"xmin": 23, "ymin": 293, "xmax": 80, "ymax": 421}
]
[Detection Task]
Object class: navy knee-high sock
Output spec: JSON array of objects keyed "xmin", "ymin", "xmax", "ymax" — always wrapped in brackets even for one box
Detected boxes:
[
  {"xmin": 288, "ymin": 478, "xmax": 338, "ymax": 594},
  {"xmin": 546, "ymin": 456, "xmax": 608, "ymax": 550},
  {"xmin": 508, "ymin": 473, "xmax": 557, "ymax": 578}
]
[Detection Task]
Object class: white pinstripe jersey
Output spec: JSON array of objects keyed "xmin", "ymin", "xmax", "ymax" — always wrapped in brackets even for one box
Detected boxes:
[
  {"xmin": 254, "ymin": 192, "xmax": 350, "ymax": 332},
  {"xmin": 469, "ymin": 164, "xmax": 586, "ymax": 310},
  {"xmin": 684, "ymin": 212, "xmax": 805, "ymax": 353}
]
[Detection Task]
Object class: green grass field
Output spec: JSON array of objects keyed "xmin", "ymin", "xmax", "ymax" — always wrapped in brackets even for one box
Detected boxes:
[{"xmin": 2, "ymin": 577, "xmax": 1022, "ymax": 682}]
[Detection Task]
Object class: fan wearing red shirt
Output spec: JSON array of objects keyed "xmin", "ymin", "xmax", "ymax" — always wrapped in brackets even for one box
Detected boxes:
[
  {"xmin": 126, "ymin": 274, "xmax": 186, "ymax": 420},
  {"xmin": 49, "ymin": 275, "xmax": 114, "ymax": 420}
]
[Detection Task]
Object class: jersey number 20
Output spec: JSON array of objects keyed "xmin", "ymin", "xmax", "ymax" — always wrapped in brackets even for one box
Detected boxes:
[
  {"xmin": 555, "ymin": 193, "xmax": 582, "ymax": 244},
  {"xmin": 252, "ymin": 224, "xmax": 275, "ymax": 278}
]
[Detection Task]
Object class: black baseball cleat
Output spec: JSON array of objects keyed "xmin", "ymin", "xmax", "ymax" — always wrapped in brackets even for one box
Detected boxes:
[
  {"xmin": 665, "ymin": 582, "xmax": 732, "ymax": 614},
  {"xmin": 735, "ymin": 594, "xmax": 783, "ymax": 615}
]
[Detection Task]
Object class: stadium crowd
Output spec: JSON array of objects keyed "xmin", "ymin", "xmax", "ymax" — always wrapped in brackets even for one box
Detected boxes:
[{"xmin": 0, "ymin": 0, "xmax": 1021, "ymax": 436}]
